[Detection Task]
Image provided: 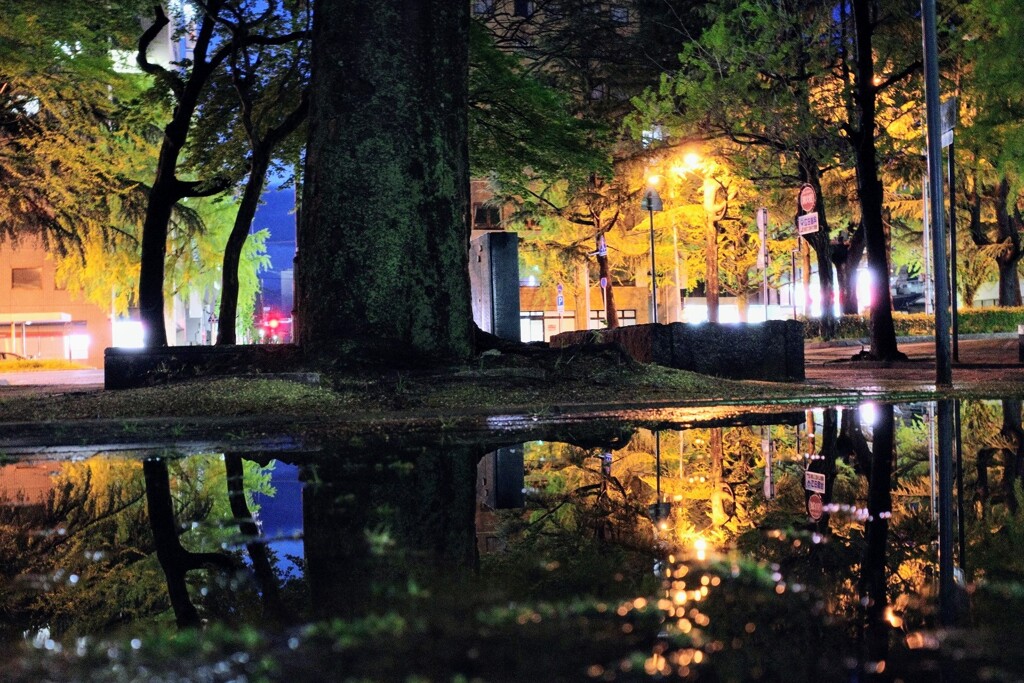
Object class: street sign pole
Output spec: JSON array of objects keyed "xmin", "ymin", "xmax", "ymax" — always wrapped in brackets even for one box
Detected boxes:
[
  {"xmin": 944, "ymin": 99, "xmax": 959, "ymax": 363},
  {"xmin": 758, "ymin": 208, "xmax": 769, "ymax": 321},
  {"xmin": 923, "ymin": 0, "xmax": 952, "ymax": 387}
]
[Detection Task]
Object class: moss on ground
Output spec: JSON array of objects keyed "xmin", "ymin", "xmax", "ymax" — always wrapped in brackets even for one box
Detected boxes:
[{"xmin": 0, "ymin": 346, "xmax": 825, "ymax": 428}]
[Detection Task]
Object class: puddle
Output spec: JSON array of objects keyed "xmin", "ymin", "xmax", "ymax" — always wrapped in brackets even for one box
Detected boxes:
[{"xmin": 1, "ymin": 399, "xmax": 1023, "ymax": 680}]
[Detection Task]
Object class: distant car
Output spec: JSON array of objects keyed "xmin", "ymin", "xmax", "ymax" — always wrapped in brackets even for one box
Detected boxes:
[{"xmin": 0, "ymin": 351, "xmax": 26, "ymax": 361}]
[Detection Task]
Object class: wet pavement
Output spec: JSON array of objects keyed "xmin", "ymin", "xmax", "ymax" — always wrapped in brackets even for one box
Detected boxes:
[{"xmin": 804, "ymin": 334, "xmax": 1024, "ymax": 392}]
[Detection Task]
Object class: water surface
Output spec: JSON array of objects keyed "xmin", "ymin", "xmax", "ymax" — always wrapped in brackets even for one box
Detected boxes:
[{"xmin": 2, "ymin": 400, "xmax": 1023, "ymax": 681}]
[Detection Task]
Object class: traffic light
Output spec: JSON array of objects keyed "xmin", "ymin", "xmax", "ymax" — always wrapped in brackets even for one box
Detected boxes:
[{"xmin": 258, "ymin": 312, "xmax": 290, "ymax": 343}]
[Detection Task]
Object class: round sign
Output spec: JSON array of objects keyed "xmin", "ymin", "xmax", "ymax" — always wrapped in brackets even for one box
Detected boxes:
[
  {"xmin": 807, "ymin": 493, "xmax": 823, "ymax": 521},
  {"xmin": 798, "ymin": 184, "xmax": 817, "ymax": 213}
]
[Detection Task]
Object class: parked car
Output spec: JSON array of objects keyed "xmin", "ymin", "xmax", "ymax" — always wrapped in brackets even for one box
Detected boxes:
[{"xmin": 0, "ymin": 351, "xmax": 26, "ymax": 361}]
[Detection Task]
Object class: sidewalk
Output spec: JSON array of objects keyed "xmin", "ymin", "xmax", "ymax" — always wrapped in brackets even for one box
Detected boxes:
[{"xmin": 803, "ymin": 334, "xmax": 1024, "ymax": 392}]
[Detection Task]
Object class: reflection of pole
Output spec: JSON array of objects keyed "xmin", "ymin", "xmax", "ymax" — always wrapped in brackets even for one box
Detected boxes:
[
  {"xmin": 928, "ymin": 402, "xmax": 937, "ymax": 521},
  {"xmin": 937, "ymin": 399, "xmax": 956, "ymax": 626},
  {"xmin": 655, "ymin": 431, "xmax": 662, "ymax": 506},
  {"xmin": 954, "ymin": 398, "xmax": 966, "ymax": 577}
]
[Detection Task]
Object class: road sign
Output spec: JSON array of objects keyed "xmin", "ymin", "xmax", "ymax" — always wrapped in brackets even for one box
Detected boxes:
[
  {"xmin": 597, "ymin": 234, "xmax": 607, "ymax": 257},
  {"xmin": 807, "ymin": 493, "xmax": 823, "ymax": 521},
  {"xmin": 556, "ymin": 283, "xmax": 563, "ymax": 294},
  {"xmin": 940, "ymin": 97, "xmax": 956, "ymax": 148},
  {"xmin": 798, "ymin": 184, "xmax": 817, "ymax": 213},
  {"xmin": 556, "ymin": 294, "xmax": 565, "ymax": 313},
  {"xmin": 804, "ymin": 470, "xmax": 826, "ymax": 494},
  {"xmin": 797, "ymin": 212, "xmax": 819, "ymax": 235},
  {"xmin": 600, "ymin": 277, "xmax": 607, "ymax": 288}
]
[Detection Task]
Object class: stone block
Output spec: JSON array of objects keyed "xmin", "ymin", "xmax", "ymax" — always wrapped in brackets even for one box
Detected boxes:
[
  {"xmin": 104, "ymin": 344, "xmax": 307, "ymax": 390},
  {"xmin": 551, "ymin": 320, "xmax": 804, "ymax": 381}
]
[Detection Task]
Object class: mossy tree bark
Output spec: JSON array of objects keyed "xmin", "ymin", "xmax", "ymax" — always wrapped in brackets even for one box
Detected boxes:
[{"xmin": 297, "ymin": 0, "xmax": 473, "ymax": 361}]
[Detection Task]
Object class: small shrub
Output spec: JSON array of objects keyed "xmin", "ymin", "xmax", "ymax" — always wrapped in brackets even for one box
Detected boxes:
[
  {"xmin": 0, "ymin": 359, "xmax": 90, "ymax": 372},
  {"xmin": 801, "ymin": 307, "xmax": 1024, "ymax": 339}
]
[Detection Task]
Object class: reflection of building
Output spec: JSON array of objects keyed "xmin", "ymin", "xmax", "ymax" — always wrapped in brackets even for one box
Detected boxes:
[
  {"xmin": 0, "ymin": 461, "xmax": 56, "ymax": 520},
  {"xmin": 0, "ymin": 236, "xmax": 111, "ymax": 367}
]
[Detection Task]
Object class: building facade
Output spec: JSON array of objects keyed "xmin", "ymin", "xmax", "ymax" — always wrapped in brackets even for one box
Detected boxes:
[{"xmin": 0, "ymin": 236, "xmax": 111, "ymax": 367}]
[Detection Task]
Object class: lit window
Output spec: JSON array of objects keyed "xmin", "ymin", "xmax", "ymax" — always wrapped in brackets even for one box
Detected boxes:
[
  {"xmin": 11, "ymin": 267, "xmax": 42, "ymax": 290},
  {"xmin": 473, "ymin": 0, "xmax": 495, "ymax": 14},
  {"xmin": 618, "ymin": 309, "xmax": 637, "ymax": 326},
  {"xmin": 67, "ymin": 334, "xmax": 90, "ymax": 360}
]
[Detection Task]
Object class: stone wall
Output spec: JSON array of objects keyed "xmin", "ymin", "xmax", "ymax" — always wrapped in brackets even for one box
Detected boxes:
[
  {"xmin": 104, "ymin": 344, "xmax": 308, "ymax": 390},
  {"xmin": 550, "ymin": 321, "xmax": 804, "ymax": 381}
]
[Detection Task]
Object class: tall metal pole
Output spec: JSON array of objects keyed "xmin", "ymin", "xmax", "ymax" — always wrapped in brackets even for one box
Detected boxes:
[
  {"xmin": 922, "ymin": 0, "xmax": 952, "ymax": 386},
  {"xmin": 649, "ymin": 207, "xmax": 658, "ymax": 324},
  {"xmin": 949, "ymin": 137, "xmax": 960, "ymax": 362}
]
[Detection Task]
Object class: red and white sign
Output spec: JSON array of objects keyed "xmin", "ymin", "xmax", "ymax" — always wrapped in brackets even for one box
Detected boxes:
[
  {"xmin": 798, "ymin": 184, "xmax": 817, "ymax": 213},
  {"xmin": 808, "ymin": 493, "xmax": 823, "ymax": 521}
]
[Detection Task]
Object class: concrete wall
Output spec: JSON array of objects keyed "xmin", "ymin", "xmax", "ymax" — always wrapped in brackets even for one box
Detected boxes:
[{"xmin": 550, "ymin": 320, "xmax": 805, "ymax": 382}]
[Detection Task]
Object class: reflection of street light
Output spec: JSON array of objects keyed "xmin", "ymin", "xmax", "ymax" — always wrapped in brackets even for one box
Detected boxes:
[{"xmin": 642, "ymin": 181, "xmax": 664, "ymax": 324}]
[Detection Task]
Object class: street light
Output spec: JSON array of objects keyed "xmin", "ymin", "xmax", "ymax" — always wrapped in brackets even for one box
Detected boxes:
[
  {"xmin": 672, "ymin": 153, "xmax": 724, "ymax": 323},
  {"xmin": 641, "ymin": 183, "xmax": 664, "ymax": 324}
]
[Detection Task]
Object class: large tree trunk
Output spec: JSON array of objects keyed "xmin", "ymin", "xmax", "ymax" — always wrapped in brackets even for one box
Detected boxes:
[
  {"xmin": 851, "ymin": 0, "xmax": 902, "ymax": 360},
  {"xmin": 297, "ymin": 0, "xmax": 473, "ymax": 361}
]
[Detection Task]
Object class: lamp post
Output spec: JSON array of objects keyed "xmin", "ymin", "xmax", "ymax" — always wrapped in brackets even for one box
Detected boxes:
[
  {"xmin": 673, "ymin": 153, "xmax": 724, "ymax": 323},
  {"xmin": 642, "ymin": 187, "xmax": 664, "ymax": 323}
]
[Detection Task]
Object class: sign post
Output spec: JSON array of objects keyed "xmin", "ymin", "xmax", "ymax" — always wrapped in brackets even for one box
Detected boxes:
[
  {"xmin": 942, "ymin": 98, "xmax": 959, "ymax": 362},
  {"xmin": 757, "ymin": 208, "xmax": 769, "ymax": 320}
]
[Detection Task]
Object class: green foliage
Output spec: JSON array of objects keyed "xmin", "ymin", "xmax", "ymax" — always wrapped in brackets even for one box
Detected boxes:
[
  {"xmin": 0, "ymin": 0, "xmax": 153, "ymax": 248},
  {"xmin": 469, "ymin": 21, "xmax": 608, "ymax": 192}
]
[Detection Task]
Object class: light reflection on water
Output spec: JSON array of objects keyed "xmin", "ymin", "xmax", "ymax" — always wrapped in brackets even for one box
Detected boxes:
[{"xmin": 0, "ymin": 400, "xmax": 1023, "ymax": 680}]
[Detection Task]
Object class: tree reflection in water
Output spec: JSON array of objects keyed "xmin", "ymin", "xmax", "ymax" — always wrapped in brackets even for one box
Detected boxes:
[{"xmin": 5, "ymin": 403, "xmax": 1024, "ymax": 679}]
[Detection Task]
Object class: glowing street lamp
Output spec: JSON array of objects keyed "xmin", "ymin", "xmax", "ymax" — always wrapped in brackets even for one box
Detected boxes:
[{"xmin": 641, "ymin": 180, "xmax": 664, "ymax": 324}]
